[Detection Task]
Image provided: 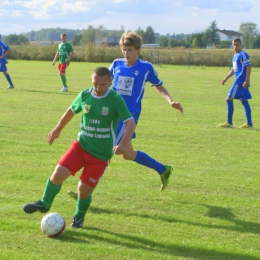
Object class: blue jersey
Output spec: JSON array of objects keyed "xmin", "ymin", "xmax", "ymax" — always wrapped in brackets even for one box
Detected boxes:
[
  {"xmin": 0, "ymin": 40, "xmax": 10, "ymax": 64},
  {"xmin": 109, "ymin": 58, "xmax": 163, "ymax": 119},
  {"xmin": 232, "ymin": 50, "xmax": 250, "ymax": 86}
]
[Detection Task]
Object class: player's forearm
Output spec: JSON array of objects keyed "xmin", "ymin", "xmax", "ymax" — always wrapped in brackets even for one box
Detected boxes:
[
  {"xmin": 245, "ymin": 66, "xmax": 251, "ymax": 83},
  {"xmin": 120, "ymin": 119, "xmax": 136, "ymax": 146},
  {"xmin": 54, "ymin": 107, "xmax": 75, "ymax": 131},
  {"xmin": 156, "ymin": 85, "xmax": 174, "ymax": 105}
]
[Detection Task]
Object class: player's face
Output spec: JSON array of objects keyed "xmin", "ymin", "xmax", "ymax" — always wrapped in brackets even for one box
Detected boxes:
[
  {"xmin": 121, "ymin": 45, "xmax": 139, "ymax": 64},
  {"xmin": 92, "ymin": 73, "xmax": 112, "ymax": 96},
  {"xmin": 61, "ymin": 34, "xmax": 67, "ymax": 43},
  {"xmin": 232, "ymin": 41, "xmax": 242, "ymax": 53}
]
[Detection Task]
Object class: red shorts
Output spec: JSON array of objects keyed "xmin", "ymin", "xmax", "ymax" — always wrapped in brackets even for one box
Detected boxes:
[
  {"xmin": 58, "ymin": 140, "xmax": 109, "ymax": 188},
  {"xmin": 58, "ymin": 63, "xmax": 69, "ymax": 73}
]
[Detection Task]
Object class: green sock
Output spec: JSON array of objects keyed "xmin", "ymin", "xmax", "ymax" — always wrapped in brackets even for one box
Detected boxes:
[
  {"xmin": 74, "ymin": 195, "xmax": 92, "ymax": 218},
  {"xmin": 61, "ymin": 75, "xmax": 67, "ymax": 87},
  {"xmin": 41, "ymin": 178, "xmax": 62, "ymax": 209}
]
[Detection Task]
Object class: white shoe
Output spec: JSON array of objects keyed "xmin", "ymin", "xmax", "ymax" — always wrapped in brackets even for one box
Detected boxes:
[{"xmin": 60, "ymin": 87, "xmax": 68, "ymax": 92}]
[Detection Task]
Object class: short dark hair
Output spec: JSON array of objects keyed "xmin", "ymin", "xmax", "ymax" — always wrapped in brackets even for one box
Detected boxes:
[
  {"xmin": 233, "ymin": 38, "xmax": 241, "ymax": 44},
  {"xmin": 93, "ymin": 67, "xmax": 111, "ymax": 77}
]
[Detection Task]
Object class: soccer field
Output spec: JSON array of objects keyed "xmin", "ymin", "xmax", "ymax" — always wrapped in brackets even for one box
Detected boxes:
[{"xmin": 0, "ymin": 61, "xmax": 260, "ymax": 260}]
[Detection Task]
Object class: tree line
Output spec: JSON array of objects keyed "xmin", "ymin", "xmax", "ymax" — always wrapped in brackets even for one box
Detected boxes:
[{"xmin": 2, "ymin": 21, "xmax": 260, "ymax": 49}]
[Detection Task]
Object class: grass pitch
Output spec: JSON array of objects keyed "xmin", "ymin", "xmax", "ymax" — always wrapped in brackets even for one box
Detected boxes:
[{"xmin": 0, "ymin": 61, "xmax": 260, "ymax": 260}]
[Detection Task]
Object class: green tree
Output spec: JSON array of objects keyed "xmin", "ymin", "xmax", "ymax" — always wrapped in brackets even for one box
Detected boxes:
[
  {"xmin": 144, "ymin": 26, "xmax": 155, "ymax": 43},
  {"xmin": 4, "ymin": 34, "xmax": 29, "ymax": 45},
  {"xmin": 158, "ymin": 36, "xmax": 169, "ymax": 47},
  {"xmin": 202, "ymin": 20, "xmax": 220, "ymax": 47},
  {"xmin": 135, "ymin": 27, "xmax": 145, "ymax": 42},
  {"xmin": 239, "ymin": 22, "xmax": 259, "ymax": 49},
  {"xmin": 253, "ymin": 35, "xmax": 260, "ymax": 48},
  {"xmin": 70, "ymin": 34, "xmax": 83, "ymax": 46}
]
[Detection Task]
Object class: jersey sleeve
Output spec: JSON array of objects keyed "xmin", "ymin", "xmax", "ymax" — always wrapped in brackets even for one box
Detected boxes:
[
  {"xmin": 68, "ymin": 43, "xmax": 74, "ymax": 54},
  {"xmin": 115, "ymin": 95, "xmax": 133, "ymax": 122},
  {"xmin": 146, "ymin": 63, "xmax": 163, "ymax": 87},
  {"xmin": 71, "ymin": 91, "xmax": 83, "ymax": 114}
]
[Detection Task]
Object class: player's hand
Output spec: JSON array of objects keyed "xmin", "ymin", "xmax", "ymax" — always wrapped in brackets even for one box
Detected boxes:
[
  {"xmin": 221, "ymin": 78, "xmax": 227, "ymax": 85},
  {"xmin": 113, "ymin": 144, "xmax": 125, "ymax": 155},
  {"xmin": 52, "ymin": 61, "xmax": 55, "ymax": 66},
  {"xmin": 171, "ymin": 101, "xmax": 183, "ymax": 114},
  {"xmin": 242, "ymin": 81, "xmax": 249, "ymax": 88},
  {"xmin": 48, "ymin": 129, "xmax": 60, "ymax": 144}
]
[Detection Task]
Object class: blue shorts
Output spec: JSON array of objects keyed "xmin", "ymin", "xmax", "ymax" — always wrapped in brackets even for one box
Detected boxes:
[
  {"xmin": 0, "ymin": 63, "xmax": 7, "ymax": 72},
  {"xmin": 114, "ymin": 112, "xmax": 139, "ymax": 145},
  {"xmin": 227, "ymin": 83, "xmax": 252, "ymax": 100}
]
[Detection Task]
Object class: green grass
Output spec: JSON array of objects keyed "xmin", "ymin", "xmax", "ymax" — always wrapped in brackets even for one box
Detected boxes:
[{"xmin": 0, "ymin": 61, "xmax": 260, "ymax": 260}]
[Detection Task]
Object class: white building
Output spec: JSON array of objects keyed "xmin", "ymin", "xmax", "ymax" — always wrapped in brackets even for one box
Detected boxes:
[{"xmin": 217, "ymin": 29, "xmax": 242, "ymax": 42}]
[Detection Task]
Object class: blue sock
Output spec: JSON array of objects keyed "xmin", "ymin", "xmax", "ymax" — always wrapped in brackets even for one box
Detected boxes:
[
  {"xmin": 5, "ymin": 73, "xmax": 14, "ymax": 86},
  {"xmin": 227, "ymin": 100, "xmax": 234, "ymax": 124},
  {"xmin": 134, "ymin": 151, "xmax": 165, "ymax": 174},
  {"xmin": 242, "ymin": 101, "xmax": 252, "ymax": 125}
]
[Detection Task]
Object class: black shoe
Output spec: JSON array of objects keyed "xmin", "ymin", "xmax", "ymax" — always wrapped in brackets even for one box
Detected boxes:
[
  {"xmin": 23, "ymin": 200, "xmax": 49, "ymax": 214},
  {"xmin": 70, "ymin": 216, "xmax": 84, "ymax": 228}
]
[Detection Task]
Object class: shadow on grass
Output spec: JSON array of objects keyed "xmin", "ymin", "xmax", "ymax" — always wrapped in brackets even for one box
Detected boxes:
[
  {"xmin": 88, "ymin": 204, "xmax": 260, "ymax": 235},
  {"xmin": 62, "ymin": 226, "xmax": 259, "ymax": 260},
  {"xmin": 13, "ymin": 88, "xmax": 79, "ymax": 96}
]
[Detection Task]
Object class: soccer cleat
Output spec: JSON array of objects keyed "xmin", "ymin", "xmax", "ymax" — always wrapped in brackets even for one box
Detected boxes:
[
  {"xmin": 70, "ymin": 216, "xmax": 84, "ymax": 228},
  {"xmin": 60, "ymin": 86, "xmax": 68, "ymax": 92},
  {"xmin": 7, "ymin": 85, "xmax": 14, "ymax": 89},
  {"xmin": 160, "ymin": 165, "xmax": 173, "ymax": 191},
  {"xmin": 67, "ymin": 191, "xmax": 78, "ymax": 201},
  {"xmin": 23, "ymin": 200, "xmax": 50, "ymax": 214},
  {"xmin": 218, "ymin": 122, "xmax": 233, "ymax": 128},
  {"xmin": 239, "ymin": 123, "xmax": 253, "ymax": 128}
]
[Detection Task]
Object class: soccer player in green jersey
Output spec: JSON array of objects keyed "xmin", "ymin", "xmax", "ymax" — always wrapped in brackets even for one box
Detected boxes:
[
  {"xmin": 23, "ymin": 67, "xmax": 136, "ymax": 228},
  {"xmin": 52, "ymin": 33, "xmax": 74, "ymax": 92}
]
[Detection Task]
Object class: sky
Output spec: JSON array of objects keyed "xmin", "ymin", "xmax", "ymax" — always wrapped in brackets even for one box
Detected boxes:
[{"xmin": 1, "ymin": 0, "xmax": 260, "ymax": 36}]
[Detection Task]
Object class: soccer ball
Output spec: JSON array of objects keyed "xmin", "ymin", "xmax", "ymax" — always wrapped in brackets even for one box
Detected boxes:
[{"xmin": 41, "ymin": 213, "xmax": 66, "ymax": 238}]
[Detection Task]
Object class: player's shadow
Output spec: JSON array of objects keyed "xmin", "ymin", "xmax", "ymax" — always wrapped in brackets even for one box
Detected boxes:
[
  {"xmin": 64, "ymin": 225, "xmax": 259, "ymax": 260},
  {"xmin": 87, "ymin": 203, "xmax": 260, "ymax": 235}
]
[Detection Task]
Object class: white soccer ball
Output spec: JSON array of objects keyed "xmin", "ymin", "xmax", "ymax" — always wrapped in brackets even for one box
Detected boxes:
[{"xmin": 41, "ymin": 213, "xmax": 66, "ymax": 238}]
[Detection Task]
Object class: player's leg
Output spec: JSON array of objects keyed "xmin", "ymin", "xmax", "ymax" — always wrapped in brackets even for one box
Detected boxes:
[
  {"xmin": 239, "ymin": 99, "xmax": 253, "ymax": 128},
  {"xmin": 1, "ymin": 67, "xmax": 14, "ymax": 89},
  {"xmin": 71, "ymin": 154, "xmax": 108, "ymax": 228},
  {"xmin": 23, "ymin": 165, "xmax": 71, "ymax": 214},
  {"xmin": 122, "ymin": 141, "xmax": 173, "ymax": 191},
  {"xmin": 23, "ymin": 140, "xmax": 84, "ymax": 214},
  {"xmin": 59, "ymin": 63, "xmax": 68, "ymax": 92},
  {"xmin": 218, "ymin": 89, "xmax": 234, "ymax": 128}
]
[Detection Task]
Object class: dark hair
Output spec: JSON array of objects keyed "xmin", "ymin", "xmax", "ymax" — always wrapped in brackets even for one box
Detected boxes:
[
  {"xmin": 93, "ymin": 67, "xmax": 111, "ymax": 77},
  {"xmin": 232, "ymin": 38, "xmax": 241, "ymax": 44}
]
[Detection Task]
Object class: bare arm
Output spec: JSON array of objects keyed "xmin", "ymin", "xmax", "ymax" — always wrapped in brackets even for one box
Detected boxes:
[
  {"xmin": 65, "ymin": 51, "xmax": 74, "ymax": 63},
  {"xmin": 52, "ymin": 52, "xmax": 59, "ymax": 66},
  {"xmin": 221, "ymin": 69, "xmax": 235, "ymax": 85},
  {"xmin": 48, "ymin": 107, "xmax": 75, "ymax": 144},
  {"xmin": 155, "ymin": 85, "xmax": 183, "ymax": 114},
  {"xmin": 0, "ymin": 50, "xmax": 9, "ymax": 60},
  {"xmin": 243, "ymin": 65, "xmax": 251, "ymax": 88},
  {"xmin": 113, "ymin": 118, "xmax": 136, "ymax": 155}
]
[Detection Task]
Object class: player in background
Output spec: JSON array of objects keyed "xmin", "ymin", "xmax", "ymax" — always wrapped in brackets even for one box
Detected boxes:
[
  {"xmin": 218, "ymin": 38, "xmax": 253, "ymax": 128},
  {"xmin": 0, "ymin": 34, "xmax": 14, "ymax": 89},
  {"xmin": 23, "ymin": 67, "xmax": 135, "ymax": 228},
  {"xmin": 68, "ymin": 31, "xmax": 183, "ymax": 206},
  {"xmin": 52, "ymin": 33, "xmax": 74, "ymax": 92}
]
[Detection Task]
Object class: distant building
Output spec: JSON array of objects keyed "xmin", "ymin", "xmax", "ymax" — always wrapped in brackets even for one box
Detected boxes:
[
  {"xmin": 217, "ymin": 29, "xmax": 242, "ymax": 42},
  {"xmin": 94, "ymin": 36, "xmax": 120, "ymax": 46},
  {"xmin": 141, "ymin": 44, "xmax": 160, "ymax": 49}
]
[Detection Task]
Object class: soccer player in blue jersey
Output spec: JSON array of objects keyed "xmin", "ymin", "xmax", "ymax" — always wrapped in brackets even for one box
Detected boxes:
[
  {"xmin": 218, "ymin": 38, "xmax": 253, "ymax": 128},
  {"xmin": 0, "ymin": 34, "xmax": 14, "ymax": 89},
  {"xmin": 68, "ymin": 32, "xmax": 183, "ymax": 205}
]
